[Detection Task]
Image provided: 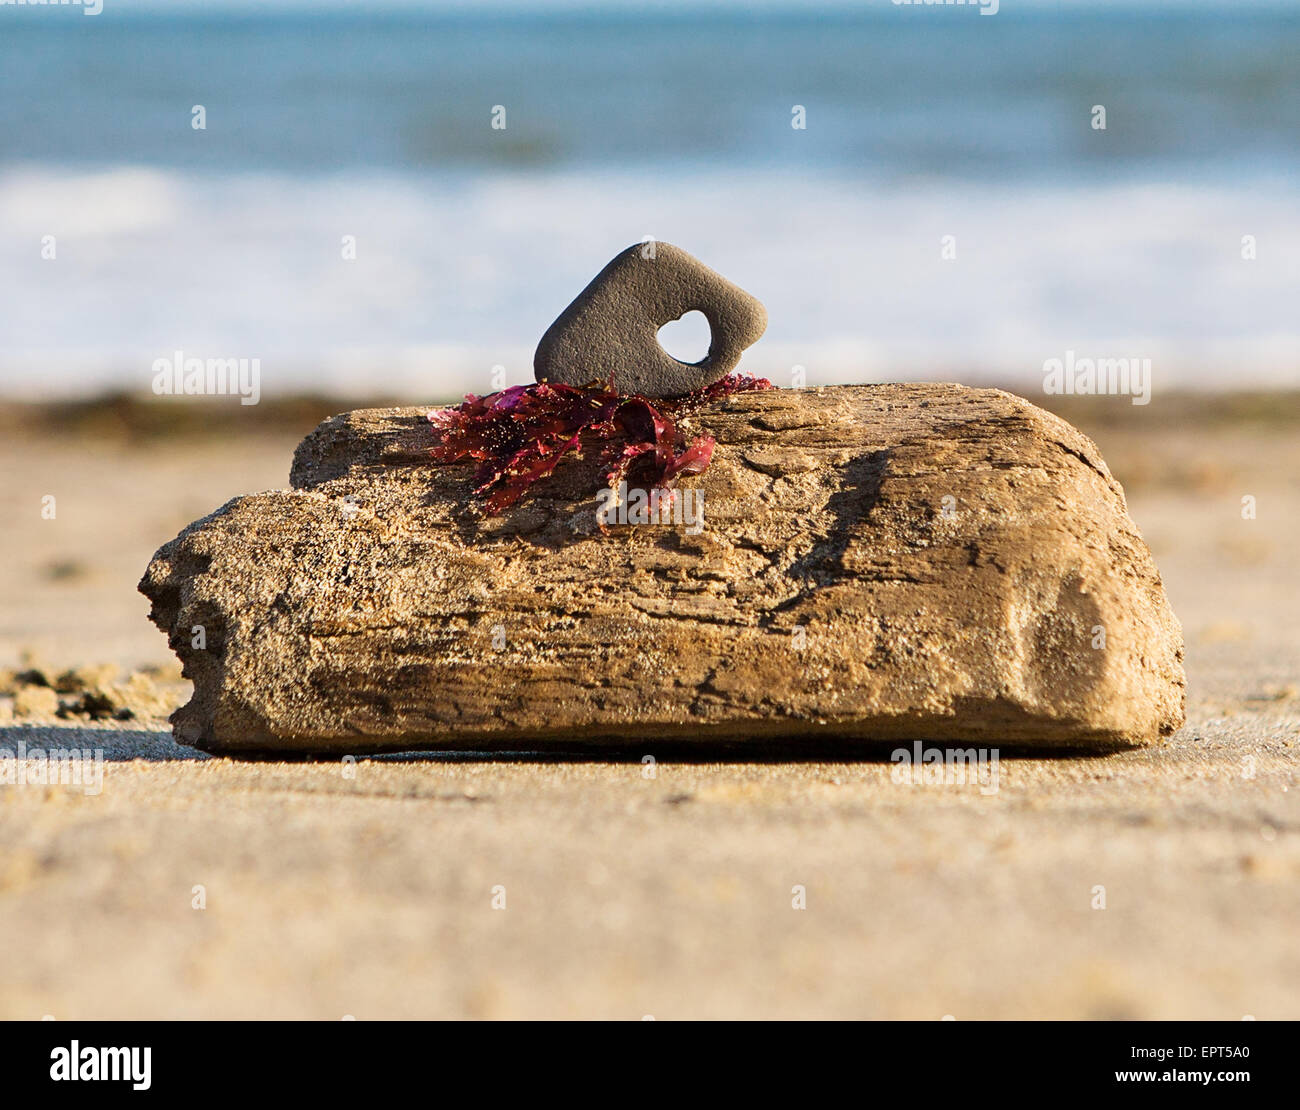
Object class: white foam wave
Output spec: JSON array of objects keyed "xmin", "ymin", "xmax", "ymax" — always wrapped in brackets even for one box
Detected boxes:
[{"xmin": 0, "ymin": 165, "xmax": 1296, "ymax": 399}]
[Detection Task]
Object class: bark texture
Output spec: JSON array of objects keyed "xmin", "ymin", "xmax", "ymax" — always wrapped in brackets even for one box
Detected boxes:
[{"xmin": 140, "ymin": 384, "xmax": 1186, "ymax": 755}]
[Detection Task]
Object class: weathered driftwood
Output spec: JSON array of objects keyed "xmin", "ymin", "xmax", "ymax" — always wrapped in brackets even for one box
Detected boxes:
[{"xmin": 140, "ymin": 384, "xmax": 1185, "ymax": 755}]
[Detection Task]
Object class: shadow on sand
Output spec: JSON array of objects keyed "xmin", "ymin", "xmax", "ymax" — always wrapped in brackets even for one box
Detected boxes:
[{"xmin": 0, "ymin": 725, "xmax": 1129, "ymax": 766}]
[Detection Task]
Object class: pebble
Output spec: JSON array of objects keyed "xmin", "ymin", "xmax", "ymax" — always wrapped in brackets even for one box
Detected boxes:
[{"xmin": 534, "ymin": 241, "xmax": 767, "ymax": 398}]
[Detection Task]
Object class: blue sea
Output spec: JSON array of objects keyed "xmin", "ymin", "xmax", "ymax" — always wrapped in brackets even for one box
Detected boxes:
[{"xmin": 1, "ymin": 4, "xmax": 1297, "ymax": 398}]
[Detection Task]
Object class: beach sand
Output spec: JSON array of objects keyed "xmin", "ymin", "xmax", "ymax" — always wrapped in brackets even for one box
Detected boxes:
[{"xmin": 0, "ymin": 392, "xmax": 1296, "ymax": 1019}]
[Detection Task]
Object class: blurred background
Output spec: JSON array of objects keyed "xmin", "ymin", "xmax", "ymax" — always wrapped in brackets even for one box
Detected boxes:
[{"xmin": 1, "ymin": 0, "xmax": 1297, "ymax": 401}]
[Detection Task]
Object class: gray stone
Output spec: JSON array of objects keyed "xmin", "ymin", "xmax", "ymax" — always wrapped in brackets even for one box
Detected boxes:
[
  {"xmin": 141, "ymin": 384, "xmax": 1185, "ymax": 756},
  {"xmin": 533, "ymin": 242, "xmax": 767, "ymax": 397}
]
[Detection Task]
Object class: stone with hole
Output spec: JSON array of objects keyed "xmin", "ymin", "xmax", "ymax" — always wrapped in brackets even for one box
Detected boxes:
[{"xmin": 533, "ymin": 241, "xmax": 767, "ymax": 397}]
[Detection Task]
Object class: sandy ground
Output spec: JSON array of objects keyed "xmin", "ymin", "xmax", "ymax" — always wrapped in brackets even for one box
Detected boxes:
[{"xmin": 0, "ymin": 393, "xmax": 1297, "ymax": 1019}]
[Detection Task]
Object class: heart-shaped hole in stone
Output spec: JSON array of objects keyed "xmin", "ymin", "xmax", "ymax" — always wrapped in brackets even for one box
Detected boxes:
[{"xmin": 656, "ymin": 310, "xmax": 711, "ymax": 366}]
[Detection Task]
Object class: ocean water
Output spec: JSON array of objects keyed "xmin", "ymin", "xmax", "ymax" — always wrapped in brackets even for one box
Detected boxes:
[{"xmin": 1, "ymin": 8, "xmax": 1297, "ymax": 398}]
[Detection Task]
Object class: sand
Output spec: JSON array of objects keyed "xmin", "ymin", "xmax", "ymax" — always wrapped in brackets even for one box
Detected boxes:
[{"xmin": 0, "ymin": 393, "xmax": 1296, "ymax": 1019}]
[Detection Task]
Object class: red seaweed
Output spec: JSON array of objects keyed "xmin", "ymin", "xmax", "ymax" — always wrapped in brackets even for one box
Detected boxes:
[{"xmin": 428, "ymin": 373, "xmax": 773, "ymax": 513}]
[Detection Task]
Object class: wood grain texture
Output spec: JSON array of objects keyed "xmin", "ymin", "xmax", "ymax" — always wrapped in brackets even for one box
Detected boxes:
[{"xmin": 140, "ymin": 384, "xmax": 1185, "ymax": 754}]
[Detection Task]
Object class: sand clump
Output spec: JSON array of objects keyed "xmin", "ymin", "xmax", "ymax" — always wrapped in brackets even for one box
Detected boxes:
[{"xmin": 1, "ymin": 652, "xmax": 186, "ymax": 723}]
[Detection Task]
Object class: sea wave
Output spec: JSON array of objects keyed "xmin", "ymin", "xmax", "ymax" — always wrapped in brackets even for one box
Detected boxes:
[{"xmin": 0, "ymin": 165, "xmax": 1296, "ymax": 399}]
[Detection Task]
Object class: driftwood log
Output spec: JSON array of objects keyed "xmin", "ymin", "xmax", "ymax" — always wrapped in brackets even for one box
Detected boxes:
[{"xmin": 140, "ymin": 384, "xmax": 1185, "ymax": 755}]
